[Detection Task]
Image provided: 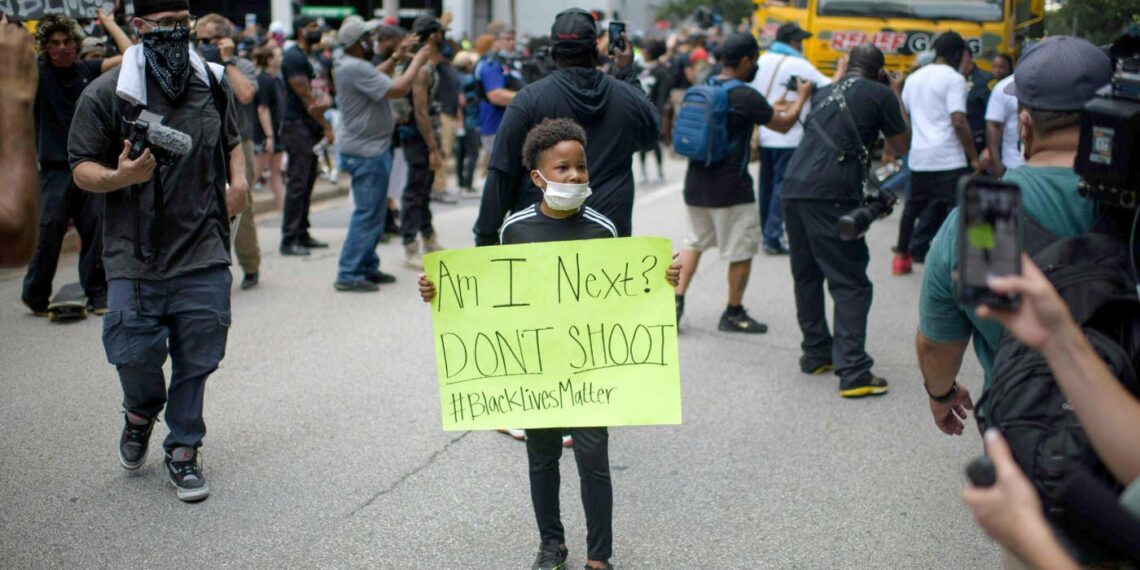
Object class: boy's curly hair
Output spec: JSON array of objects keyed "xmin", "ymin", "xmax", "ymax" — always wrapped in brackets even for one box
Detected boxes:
[
  {"xmin": 521, "ymin": 118, "xmax": 587, "ymax": 171},
  {"xmin": 36, "ymin": 14, "xmax": 83, "ymax": 55}
]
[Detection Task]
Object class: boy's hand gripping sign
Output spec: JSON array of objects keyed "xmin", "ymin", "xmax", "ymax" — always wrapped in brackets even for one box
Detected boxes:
[{"xmin": 424, "ymin": 237, "xmax": 683, "ymax": 431}]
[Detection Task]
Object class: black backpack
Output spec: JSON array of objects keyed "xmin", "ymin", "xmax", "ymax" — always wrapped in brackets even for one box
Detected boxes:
[{"xmin": 976, "ymin": 218, "xmax": 1140, "ymax": 537}]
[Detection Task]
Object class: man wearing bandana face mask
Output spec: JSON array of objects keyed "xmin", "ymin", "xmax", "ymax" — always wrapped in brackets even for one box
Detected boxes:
[
  {"xmin": 21, "ymin": 14, "xmax": 129, "ymax": 317},
  {"xmin": 68, "ymin": 0, "xmax": 248, "ymax": 502}
]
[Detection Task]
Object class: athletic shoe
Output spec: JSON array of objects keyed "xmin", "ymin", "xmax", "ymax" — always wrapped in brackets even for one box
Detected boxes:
[
  {"xmin": 891, "ymin": 253, "xmax": 913, "ymax": 275},
  {"xmin": 763, "ymin": 242, "xmax": 789, "ymax": 255},
  {"xmin": 334, "ymin": 279, "xmax": 379, "ymax": 292},
  {"xmin": 164, "ymin": 448, "xmax": 210, "ymax": 502},
  {"xmin": 300, "ymin": 236, "xmax": 329, "ymax": 249},
  {"xmin": 431, "ymin": 191, "xmax": 459, "ymax": 204},
  {"xmin": 497, "ymin": 429, "xmax": 526, "ymax": 441},
  {"xmin": 718, "ymin": 309, "xmax": 768, "ymax": 334},
  {"xmin": 531, "ymin": 539, "xmax": 568, "ymax": 570},
  {"xmin": 585, "ymin": 564, "xmax": 614, "ymax": 570},
  {"xmin": 365, "ymin": 271, "xmax": 397, "ymax": 284},
  {"xmin": 839, "ymin": 375, "xmax": 890, "ymax": 399},
  {"xmin": 240, "ymin": 273, "xmax": 259, "ymax": 290},
  {"xmin": 799, "ymin": 355, "xmax": 834, "ymax": 375},
  {"xmin": 404, "ymin": 241, "xmax": 424, "ymax": 270},
  {"xmin": 119, "ymin": 415, "xmax": 155, "ymax": 470},
  {"xmin": 280, "ymin": 243, "xmax": 311, "ymax": 256},
  {"xmin": 21, "ymin": 297, "xmax": 48, "ymax": 317},
  {"xmin": 562, "ymin": 434, "xmax": 573, "ymax": 448},
  {"xmin": 422, "ymin": 234, "xmax": 445, "ymax": 253}
]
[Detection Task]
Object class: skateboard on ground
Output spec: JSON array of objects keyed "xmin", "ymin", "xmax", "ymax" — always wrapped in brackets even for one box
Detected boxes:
[{"xmin": 47, "ymin": 282, "xmax": 88, "ymax": 322}]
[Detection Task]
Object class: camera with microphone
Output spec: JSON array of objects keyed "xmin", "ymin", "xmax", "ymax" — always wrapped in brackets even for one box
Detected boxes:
[
  {"xmin": 1075, "ymin": 30, "xmax": 1139, "ymax": 209},
  {"xmin": 124, "ymin": 110, "xmax": 192, "ymax": 167}
]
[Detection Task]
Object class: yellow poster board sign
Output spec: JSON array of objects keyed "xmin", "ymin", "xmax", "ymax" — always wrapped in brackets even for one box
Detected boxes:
[{"xmin": 424, "ymin": 237, "xmax": 682, "ymax": 431}]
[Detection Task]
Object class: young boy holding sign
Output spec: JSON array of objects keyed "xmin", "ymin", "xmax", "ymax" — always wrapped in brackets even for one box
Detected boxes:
[{"xmin": 419, "ymin": 118, "xmax": 681, "ymax": 570}]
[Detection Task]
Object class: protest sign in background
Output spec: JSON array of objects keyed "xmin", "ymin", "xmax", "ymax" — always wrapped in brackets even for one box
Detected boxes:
[
  {"xmin": 424, "ymin": 237, "xmax": 682, "ymax": 431},
  {"xmin": 1, "ymin": 0, "xmax": 114, "ymax": 20}
]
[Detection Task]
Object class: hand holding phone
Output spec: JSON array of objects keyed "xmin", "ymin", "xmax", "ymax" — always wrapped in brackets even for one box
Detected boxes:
[
  {"xmin": 607, "ymin": 21, "xmax": 626, "ymax": 55},
  {"xmin": 955, "ymin": 176, "xmax": 1023, "ymax": 310}
]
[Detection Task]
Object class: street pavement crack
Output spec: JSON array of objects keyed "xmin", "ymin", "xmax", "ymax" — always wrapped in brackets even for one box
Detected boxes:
[{"xmin": 345, "ymin": 431, "xmax": 471, "ymax": 518}]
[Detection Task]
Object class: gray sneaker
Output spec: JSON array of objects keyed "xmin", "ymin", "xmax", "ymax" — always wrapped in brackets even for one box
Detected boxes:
[
  {"xmin": 119, "ymin": 415, "xmax": 154, "ymax": 470},
  {"xmin": 532, "ymin": 540, "xmax": 568, "ymax": 570},
  {"xmin": 164, "ymin": 448, "xmax": 210, "ymax": 502}
]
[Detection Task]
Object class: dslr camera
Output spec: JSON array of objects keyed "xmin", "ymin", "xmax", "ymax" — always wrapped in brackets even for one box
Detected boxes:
[
  {"xmin": 124, "ymin": 110, "xmax": 192, "ymax": 167},
  {"xmin": 1075, "ymin": 30, "xmax": 1140, "ymax": 209},
  {"xmin": 838, "ymin": 187, "xmax": 898, "ymax": 241}
]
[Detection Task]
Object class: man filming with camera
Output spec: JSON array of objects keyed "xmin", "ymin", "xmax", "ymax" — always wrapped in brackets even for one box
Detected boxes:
[
  {"xmin": 68, "ymin": 0, "xmax": 246, "ymax": 502},
  {"xmin": 780, "ymin": 44, "xmax": 910, "ymax": 398}
]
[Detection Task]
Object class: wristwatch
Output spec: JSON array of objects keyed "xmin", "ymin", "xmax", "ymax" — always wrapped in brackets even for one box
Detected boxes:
[{"xmin": 926, "ymin": 380, "xmax": 959, "ymax": 404}]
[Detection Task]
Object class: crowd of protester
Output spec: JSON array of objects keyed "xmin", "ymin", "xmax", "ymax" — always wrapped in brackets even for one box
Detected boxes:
[{"xmin": 0, "ymin": 4, "xmax": 1137, "ymax": 569}]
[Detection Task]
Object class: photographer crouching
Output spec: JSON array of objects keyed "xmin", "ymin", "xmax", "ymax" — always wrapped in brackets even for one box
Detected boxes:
[
  {"xmin": 780, "ymin": 44, "xmax": 911, "ymax": 398},
  {"xmin": 68, "ymin": 0, "xmax": 246, "ymax": 502}
]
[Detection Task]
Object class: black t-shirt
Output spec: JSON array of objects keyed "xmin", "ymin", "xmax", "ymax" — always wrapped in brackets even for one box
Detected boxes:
[
  {"xmin": 782, "ymin": 77, "xmax": 907, "ymax": 202},
  {"xmin": 435, "ymin": 63, "xmax": 461, "ymax": 116},
  {"xmin": 255, "ymin": 71, "xmax": 285, "ymax": 144},
  {"xmin": 68, "ymin": 67, "xmax": 241, "ymax": 280},
  {"xmin": 683, "ymin": 83, "xmax": 774, "ymax": 208},
  {"xmin": 36, "ymin": 59, "xmax": 103, "ymax": 164},
  {"xmin": 281, "ymin": 45, "xmax": 318, "ymax": 130},
  {"xmin": 499, "ymin": 204, "xmax": 617, "ymax": 245},
  {"xmin": 965, "ymin": 67, "xmax": 993, "ymax": 148}
]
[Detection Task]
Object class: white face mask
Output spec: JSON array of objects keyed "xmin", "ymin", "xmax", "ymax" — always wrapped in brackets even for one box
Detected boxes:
[{"xmin": 535, "ymin": 170, "xmax": 592, "ymax": 211}]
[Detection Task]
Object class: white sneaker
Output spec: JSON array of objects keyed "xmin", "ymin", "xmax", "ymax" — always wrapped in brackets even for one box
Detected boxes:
[
  {"xmin": 404, "ymin": 241, "xmax": 424, "ymax": 269},
  {"xmin": 497, "ymin": 429, "xmax": 526, "ymax": 441}
]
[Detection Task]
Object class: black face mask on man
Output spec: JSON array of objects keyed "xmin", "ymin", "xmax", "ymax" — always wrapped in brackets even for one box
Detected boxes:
[
  {"xmin": 197, "ymin": 41, "xmax": 221, "ymax": 64},
  {"xmin": 143, "ymin": 24, "xmax": 192, "ymax": 100}
]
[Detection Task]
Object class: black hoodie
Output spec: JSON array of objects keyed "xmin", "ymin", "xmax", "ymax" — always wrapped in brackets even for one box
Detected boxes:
[{"xmin": 472, "ymin": 66, "xmax": 660, "ymax": 245}]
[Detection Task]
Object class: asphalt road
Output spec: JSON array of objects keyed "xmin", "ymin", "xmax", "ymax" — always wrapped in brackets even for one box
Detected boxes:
[{"xmin": 0, "ymin": 156, "xmax": 998, "ymax": 568}]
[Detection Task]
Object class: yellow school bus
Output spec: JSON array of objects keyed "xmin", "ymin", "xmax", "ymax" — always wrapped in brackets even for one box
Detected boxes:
[{"xmin": 753, "ymin": 0, "xmax": 1045, "ymax": 75}]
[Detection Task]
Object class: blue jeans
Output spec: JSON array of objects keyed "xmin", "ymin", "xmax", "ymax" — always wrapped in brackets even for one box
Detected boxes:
[
  {"xmin": 759, "ymin": 147, "xmax": 795, "ymax": 248},
  {"xmin": 337, "ymin": 151, "xmax": 393, "ymax": 282},
  {"xmin": 102, "ymin": 266, "xmax": 231, "ymax": 451}
]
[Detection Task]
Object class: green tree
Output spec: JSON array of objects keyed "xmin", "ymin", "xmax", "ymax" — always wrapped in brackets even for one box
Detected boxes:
[
  {"xmin": 1045, "ymin": 0, "xmax": 1140, "ymax": 46},
  {"xmin": 657, "ymin": 0, "xmax": 756, "ymax": 27}
]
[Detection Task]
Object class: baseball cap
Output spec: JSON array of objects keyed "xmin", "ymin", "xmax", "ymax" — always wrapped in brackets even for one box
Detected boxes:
[
  {"xmin": 1004, "ymin": 35, "xmax": 1112, "ymax": 111},
  {"xmin": 337, "ymin": 15, "xmax": 379, "ymax": 47},
  {"xmin": 775, "ymin": 22, "xmax": 811, "ymax": 44},
  {"xmin": 412, "ymin": 15, "xmax": 444, "ymax": 37},
  {"xmin": 79, "ymin": 36, "xmax": 105, "ymax": 57},
  {"xmin": 718, "ymin": 33, "xmax": 760, "ymax": 63},
  {"xmin": 550, "ymin": 8, "xmax": 597, "ymax": 54}
]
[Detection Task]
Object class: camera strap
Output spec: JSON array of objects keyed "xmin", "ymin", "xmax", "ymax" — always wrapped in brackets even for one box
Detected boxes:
[{"xmin": 806, "ymin": 77, "xmax": 872, "ymax": 190}]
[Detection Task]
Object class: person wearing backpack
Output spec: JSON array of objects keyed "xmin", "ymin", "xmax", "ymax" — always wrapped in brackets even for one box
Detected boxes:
[
  {"xmin": 672, "ymin": 33, "xmax": 811, "ymax": 333},
  {"xmin": 916, "ymin": 36, "xmax": 1112, "ymax": 437},
  {"xmin": 780, "ymin": 44, "xmax": 910, "ymax": 398}
]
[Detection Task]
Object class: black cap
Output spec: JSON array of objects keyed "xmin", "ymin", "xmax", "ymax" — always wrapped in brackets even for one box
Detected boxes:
[
  {"xmin": 133, "ymin": 0, "xmax": 190, "ymax": 17},
  {"xmin": 412, "ymin": 15, "xmax": 443, "ymax": 37},
  {"xmin": 294, "ymin": 15, "xmax": 316, "ymax": 30},
  {"xmin": 775, "ymin": 22, "xmax": 811, "ymax": 44},
  {"xmin": 1003, "ymin": 35, "xmax": 1112, "ymax": 111},
  {"xmin": 550, "ymin": 8, "xmax": 597, "ymax": 58},
  {"xmin": 718, "ymin": 33, "xmax": 760, "ymax": 63}
]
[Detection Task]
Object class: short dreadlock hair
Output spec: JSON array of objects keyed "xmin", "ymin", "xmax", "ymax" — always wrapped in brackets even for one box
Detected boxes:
[
  {"xmin": 36, "ymin": 14, "xmax": 83, "ymax": 56},
  {"xmin": 521, "ymin": 118, "xmax": 587, "ymax": 171}
]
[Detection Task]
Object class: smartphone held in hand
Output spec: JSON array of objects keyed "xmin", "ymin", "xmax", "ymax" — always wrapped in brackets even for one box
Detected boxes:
[{"xmin": 955, "ymin": 176, "xmax": 1023, "ymax": 309}]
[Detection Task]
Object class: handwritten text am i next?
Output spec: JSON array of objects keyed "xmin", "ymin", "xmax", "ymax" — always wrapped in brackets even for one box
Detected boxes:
[{"xmin": 424, "ymin": 237, "xmax": 683, "ymax": 431}]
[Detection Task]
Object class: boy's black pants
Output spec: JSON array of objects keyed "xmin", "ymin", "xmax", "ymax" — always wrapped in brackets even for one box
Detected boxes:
[{"xmin": 526, "ymin": 427, "xmax": 612, "ymax": 561}]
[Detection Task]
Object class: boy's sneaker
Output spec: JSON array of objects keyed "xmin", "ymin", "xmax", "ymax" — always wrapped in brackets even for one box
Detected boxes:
[
  {"xmin": 164, "ymin": 448, "xmax": 210, "ymax": 502},
  {"xmin": 839, "ymin": 374, "xmax": 890, "ymax": 399},
  {"xmin": 119, "ymin": 415, "xmax": 155, "ymax": 470},
  {"xmin": 718, "ymin": 309, "xmax": 768, "ymax": 334},
  {"xmin": 531, "ymin": 539, "xmax": 568, "ymax": 570},
  {"xmin": 497, "ymin": 429, "xmax": 526, "ymax": 441},
  {"xmin": 891, "ymin": 253, "xmax": 913, "ymax": 275}
]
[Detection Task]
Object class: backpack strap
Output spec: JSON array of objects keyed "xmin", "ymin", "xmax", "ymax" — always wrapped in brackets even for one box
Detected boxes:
[
  {"xmin": 763, "ymin": 55, "xmax": 789, "ymax": 100},
  {"xmin": 805, "ymin": 77, "xmax": 872, "ymax": 191},
  {"xmin": 709, "ymin": 78, "xmax": 752, "ymax": 177}
]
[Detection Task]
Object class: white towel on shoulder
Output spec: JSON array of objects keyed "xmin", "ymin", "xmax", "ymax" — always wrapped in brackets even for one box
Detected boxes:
[{"xmin": 116, "ymin": 44, "xmax": 225, "ymax": 107}]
